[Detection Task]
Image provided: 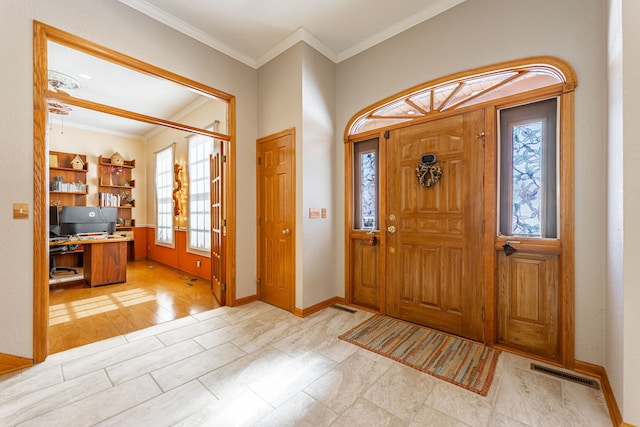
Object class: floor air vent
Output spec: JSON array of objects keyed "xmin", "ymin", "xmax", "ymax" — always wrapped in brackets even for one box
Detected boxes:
[
  {"xmin": 330, "ymin": 304, "xmax": 357, "ymax": 314},
  {"xmin": 530, "ymin": 363, "xmax": 600, "ymax": 389}
]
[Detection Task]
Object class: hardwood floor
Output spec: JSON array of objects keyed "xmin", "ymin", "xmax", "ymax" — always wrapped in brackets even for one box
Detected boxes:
[{"xmin": 48, "ymin": 260, "xmax": 220, "ymax": 354}]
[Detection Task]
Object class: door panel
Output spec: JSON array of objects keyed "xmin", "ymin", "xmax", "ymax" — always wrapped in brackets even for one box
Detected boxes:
[
  {"xmin": 386, "ymin": 111, "xmax": 484, "ymax": 341},
  {"xmin": 351, "ymin": 238, "xmax": 379, "ymax": 309},
  {"xmin": 258, "ymin": 130, "xmax": 294, "ymax": 311},
  {"xmin": 210, "ymin": 140, "xmax": 226, "ymax": 305},
  {"xmin": 497, "ymin": 251, "xmax": 559, "ymax": 357}
]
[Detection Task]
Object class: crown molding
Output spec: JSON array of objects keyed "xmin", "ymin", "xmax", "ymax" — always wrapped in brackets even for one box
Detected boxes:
[
  {"xmin": 337, "ymin": 0, "xmax": 466, "ymax": 62},
  {"xmin": 118, "ymin": 0, "xmax": 257, "ymax": 68},
  {"xmin": 120, "ymin": 0, "xmax": 466, "ymax": 69},
  {"xmin": 255, "ymin": 27, "xmax": 337, "ymax": 68}
]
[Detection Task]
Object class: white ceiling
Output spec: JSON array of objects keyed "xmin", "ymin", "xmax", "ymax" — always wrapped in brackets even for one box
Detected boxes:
[
  {"xmin": 49, "ymin": 41, "xmax": 211, "ymax": 137},
  {"xmin": 119, "ymin": 0, "xmax": 466, "ymax": 68},
  {"xmin": 49, "ymin": 0, "xmax": 466, "ymax": 137}
]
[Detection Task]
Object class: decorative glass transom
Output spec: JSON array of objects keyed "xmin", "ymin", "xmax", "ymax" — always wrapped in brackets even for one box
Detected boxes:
[{"xmin": 349, "ymin": 65, "xmax": 565, "ymax": 135}]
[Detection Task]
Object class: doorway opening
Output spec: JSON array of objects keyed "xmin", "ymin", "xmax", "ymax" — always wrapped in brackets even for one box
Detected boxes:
[{"xmin": 33, "ymin": 22, "xmax": 237, "ymax": 362}]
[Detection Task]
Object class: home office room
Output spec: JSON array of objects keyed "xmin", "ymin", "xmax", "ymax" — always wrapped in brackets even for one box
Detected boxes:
[{"xmin": 44, "ymin": 31, "xmax": 232, "ymax": 353}]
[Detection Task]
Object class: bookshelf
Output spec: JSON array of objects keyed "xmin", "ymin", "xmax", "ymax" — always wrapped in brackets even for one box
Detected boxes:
[
  {"xmin": 98, "ymin": 155, "xmax": 136, "ymax": 231},
  {"xmin": 49, "ymin": 151, "xmax": 88, "ymax": 207}
]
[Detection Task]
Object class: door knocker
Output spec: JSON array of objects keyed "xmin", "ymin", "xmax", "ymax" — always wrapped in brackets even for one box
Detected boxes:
[{"xmin": 415, "ymin": 153, "xmax": 442, "ymax": 188}]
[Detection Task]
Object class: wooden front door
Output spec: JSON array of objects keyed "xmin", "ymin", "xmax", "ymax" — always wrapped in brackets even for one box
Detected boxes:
[
  {"xmin": 210, "ymin": 139, "xmax": 226, "ymax": 306},
  {"xmin": 386, "ymin": 111, "xmax": 485, "ymax": 341},
  {"xmin": 257, "ymin": 129, "xmax": 295, "ymax": 311}
]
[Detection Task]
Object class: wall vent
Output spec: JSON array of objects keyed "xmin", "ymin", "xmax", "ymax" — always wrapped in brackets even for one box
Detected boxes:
[{"xmin": 530, "ymin": 363, "xmax": 600, "ymax": 389}]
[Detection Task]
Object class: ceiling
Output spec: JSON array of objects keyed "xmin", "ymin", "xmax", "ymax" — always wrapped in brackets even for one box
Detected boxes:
[
  {"xmin": 48, "ymin": 41, "xmax": 213, "ymax": 138},
  {"xmin": 119, "ymin": 0, "xmax": 466, "ymax": 68},
  {"xmin": 49, "ymin": 0, "xmax": 466, "ymax": 137}
]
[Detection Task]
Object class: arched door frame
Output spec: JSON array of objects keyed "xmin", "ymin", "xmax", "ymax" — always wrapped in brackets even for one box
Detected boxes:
[{"xmin": 344, "ymin": 56, "xmax": 577, "ymax": 368}]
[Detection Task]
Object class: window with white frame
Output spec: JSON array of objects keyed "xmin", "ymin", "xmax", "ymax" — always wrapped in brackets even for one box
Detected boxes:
[
  {"xmin": 155, "ymin": 144, "xmax": 174, "ymax": 245},
  {"xmin": 187, "ymin": 133, "xmax": 214, "ymax": 253}
]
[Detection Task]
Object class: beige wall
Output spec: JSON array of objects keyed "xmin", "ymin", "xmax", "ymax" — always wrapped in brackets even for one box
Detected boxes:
[
  {"xmin": 606, "ymin": 0, "xmax": 624, "ymax": 415},
  {"xmin": 257, "ymin": 43, "xmax": 304, "ymax": 307},
  {"xmin": 48, "ymin": 124, "xmax": 147, "ymax": 223},
  {"xmin": 257, "ymin": 43, "xmax": 337, "ymax": 309},
  {"xmin": 607, "ymin": 0, "xmax": 640, "ymax": 423},
  {"xmin": 0, "ymin": 0, "xmax": 257, "ymax": 358},
  {"xmin": 300, "ymin": 44, "xmax": 337, "ymax": 307},
  {"xmin": 336, "ymin": 0, "xmax": 608, "ymax": 365}
]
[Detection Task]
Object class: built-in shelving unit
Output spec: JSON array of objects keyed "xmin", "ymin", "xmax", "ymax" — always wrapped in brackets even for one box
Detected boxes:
[
  {"xmin": 49, "ymin": 151, "xmax": 88, "ymax": 207},
  {"xmin": 98, "ymin": 155, "xmax": 136, "ymax": 230}
]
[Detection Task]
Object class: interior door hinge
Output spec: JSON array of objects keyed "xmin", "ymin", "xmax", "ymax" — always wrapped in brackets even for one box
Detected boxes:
[
  {"xmin": 257, "ymin": 157, "xmax": 261, "ymax": 165},
  {"xmin": 482, "ymin": 306, "xmax": 485, "ymax": 321},
  {"xmin": 223, "ymin": 218, "xmax": 227, "ymax": 227},
  {"xmin": 222, "ymin": 154, "xmax": 227, "ymax": 163},
  {"xmin": 221, "ymin": 283, "xmax": 226, "ymax": 292}
]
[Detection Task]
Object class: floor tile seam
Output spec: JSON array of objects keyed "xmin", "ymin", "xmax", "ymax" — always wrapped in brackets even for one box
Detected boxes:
[
  {"xmin": 149, "ymin": 341, "xmax": 249, "ymax": 393},
  {"xmin": 0, "ymin": 365, "xmax": 65, "ymax": 406},
  {"xmin": 122, "ymin": 317, "xmax": 200, "ymax": 343},
  {"xmin": 298, "ymin": 389, "xmax": 334, "ymax": 413},
  {"xmin": 90, "ymin": 376, "xmax": 196, "ymax": 426},
  {"xmin": 487, "ymin": 410, "xmax": 534, "ymax": 427},
  {"xmin": 60, "ymin": 335, "xmax": 169, "ymax": 382},
  {"xmin": 155, "ymin": 320, "xmax": 234, "ymax": 347},
  {"xmin": 105, "ymin": 337, "xmax": 210, "ymax": 383},
  {"xmin": 7, "ymin": 370, "xmax": 114, "ymax": 425}
]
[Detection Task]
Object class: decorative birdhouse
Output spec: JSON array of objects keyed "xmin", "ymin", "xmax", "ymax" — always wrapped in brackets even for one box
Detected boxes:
[
  {"xmin": 70, "ymin": 154, "xmax": 84, "ymax": 170},
  {"xmin": 111, "ymin": 152, "xmax": 125, "ymax": 166}
]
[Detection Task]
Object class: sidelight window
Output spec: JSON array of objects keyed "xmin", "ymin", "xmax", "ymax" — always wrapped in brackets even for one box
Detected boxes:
[
  {"xmin": 499, "ymin": 98, "xmax": 558, "ymax": 238},
  {"xmin": 353, "ymin": 138, "xmax": 379, "ymax": 230}
]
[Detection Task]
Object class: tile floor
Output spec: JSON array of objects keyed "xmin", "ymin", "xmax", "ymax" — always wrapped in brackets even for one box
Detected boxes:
[{"xmin": 0, "ymin": 301, "xmax": 612, "ymax": 426}]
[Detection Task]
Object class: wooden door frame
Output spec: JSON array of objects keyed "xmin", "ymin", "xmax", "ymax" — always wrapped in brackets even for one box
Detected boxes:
[
  {"xmin": 33, "ymin": 22, "xmax": 237, "ymax": 362},
  {"xmin": 255, "ymin": 128, "xmax": 296, "ymax": 311},
  {"xmin": 343, "ymin": 57, "xmax": 576, "ymax": 368},
  {"xmin": 210, "ymin": 139, "xmax": 228, "ymax": 306}
]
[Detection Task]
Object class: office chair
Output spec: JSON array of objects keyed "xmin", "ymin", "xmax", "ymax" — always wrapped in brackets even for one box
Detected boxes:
[{"xmin": 49, "ymin": 244, "xmax": 79, "ymax": 278}]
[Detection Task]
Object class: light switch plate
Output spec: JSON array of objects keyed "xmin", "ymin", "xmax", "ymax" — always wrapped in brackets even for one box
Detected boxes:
[
  {"xmin": 309, "ymin": 208, "xmax": 321, "ymax": 219},
  {"xmin": 13, "ymin": 203, "xmax": 29, "ymax": 219}
]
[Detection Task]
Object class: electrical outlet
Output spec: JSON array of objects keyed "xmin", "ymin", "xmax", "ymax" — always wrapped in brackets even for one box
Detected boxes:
[{"xmin": 196, "ymin": 259, "xmax": 202, "ymax": 268}]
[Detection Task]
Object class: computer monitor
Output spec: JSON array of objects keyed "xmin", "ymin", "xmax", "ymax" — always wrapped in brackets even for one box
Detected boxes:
[
  {"xmin": 49, "ymin": 205, "xmax": 61, "ymax": 237},
  {"xmin": 59, "ymin": 206, "xmax": 118, "ymax": 236}
]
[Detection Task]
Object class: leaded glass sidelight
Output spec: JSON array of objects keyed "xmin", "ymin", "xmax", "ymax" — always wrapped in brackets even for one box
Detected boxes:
[
  {"xmin": 499, "ymin": 98, "xmax": 558, "ymax": 238},
  {"xmin": 511, "ymin": 121, "xmax": 543, "ymax": 236},
  {"xmin": 353, "ymin": 138, "xmax": 379, "ymax": 230}
]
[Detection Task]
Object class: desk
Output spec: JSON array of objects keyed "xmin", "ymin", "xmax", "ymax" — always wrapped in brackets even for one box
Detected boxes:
[{"xmin": 50, "ymin": 236, "xmax": 128, "ymax": 287}]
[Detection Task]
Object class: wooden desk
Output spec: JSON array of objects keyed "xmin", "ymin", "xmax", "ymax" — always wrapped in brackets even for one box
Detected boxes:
[{"xmin": 50, "ymin": 236, "xmax": 128, "ymax": 287}]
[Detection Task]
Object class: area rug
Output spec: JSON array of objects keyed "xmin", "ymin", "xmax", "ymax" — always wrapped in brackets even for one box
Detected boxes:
[{"xmin": 339, "ymin": 315, "xmax": 500, "ymax": 396}]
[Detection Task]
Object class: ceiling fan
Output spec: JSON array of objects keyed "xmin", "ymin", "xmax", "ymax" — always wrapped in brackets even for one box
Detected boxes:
[{"xmin": 47, "ymin": 70, "xmax": 79, "ymax": 115}]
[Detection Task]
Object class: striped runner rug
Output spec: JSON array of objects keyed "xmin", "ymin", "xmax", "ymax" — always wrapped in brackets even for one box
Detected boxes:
[{"xmin": 339, "ymin": 315, "xmax": 500, "ymax": 396}]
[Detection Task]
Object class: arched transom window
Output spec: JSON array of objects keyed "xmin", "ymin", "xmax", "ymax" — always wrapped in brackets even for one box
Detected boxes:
[{"xmin": 348, "ymin": 58, "xmax": 574, "ymax": 136}]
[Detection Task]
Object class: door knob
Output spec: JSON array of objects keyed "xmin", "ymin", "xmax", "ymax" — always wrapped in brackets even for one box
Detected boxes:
[
  {"xmin": 387, "ymin": 225, "xmax": 396, "ymax": 234},
  {"xmin": 282, "ymin": 228, "xmax": 290, "ymax": 235}
]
